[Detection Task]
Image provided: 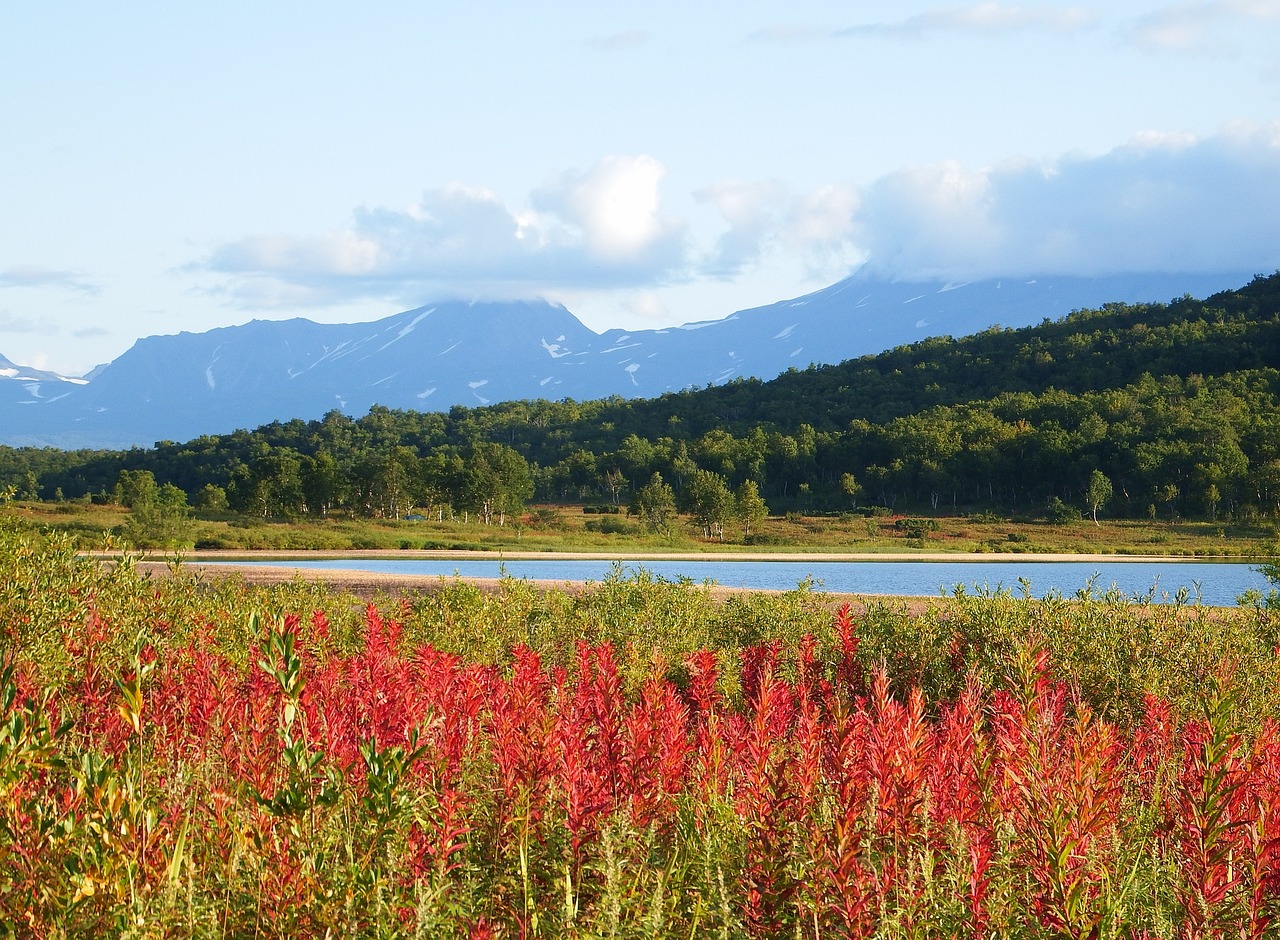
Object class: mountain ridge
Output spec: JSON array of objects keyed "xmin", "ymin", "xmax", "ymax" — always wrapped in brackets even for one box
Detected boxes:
[{"xmin": 0, "ymin": 269, "xmax": 1260, "ymax": 449}]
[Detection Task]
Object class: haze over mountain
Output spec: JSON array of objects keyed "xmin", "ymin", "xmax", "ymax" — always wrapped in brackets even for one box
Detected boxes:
[{"xmin": 0, "ymin": 269, "xmax": 1257, "ymax": 450}]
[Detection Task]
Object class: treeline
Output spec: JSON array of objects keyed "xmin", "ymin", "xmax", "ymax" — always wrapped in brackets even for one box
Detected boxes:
[{"xmin": 4, "ymin": 272, "xmax": 1280, "ymax": 524}]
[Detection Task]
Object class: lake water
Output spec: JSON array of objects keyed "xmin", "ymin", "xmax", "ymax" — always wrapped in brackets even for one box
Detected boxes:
[{"xmin": 207, "ymin": 557, "xmax": 1276, "ymax": 606}]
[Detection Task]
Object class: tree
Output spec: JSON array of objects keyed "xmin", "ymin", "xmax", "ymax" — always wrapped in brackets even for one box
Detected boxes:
[
  {"xmin": 1085, "ymin": 469, "xmax": 1113, "ymax": 526},
  {"xmin": 735, "ymin": 479, "xmax": 768, "ymax": 540},
  {"xmin": 301, "ymin": 450, "xmax": 342, "ymax": 517},
  {"xmin": 840, "ymin": 472, "xmax": 862, "ymax": 510},
  {"xmin": 119, "ymin": 479, "xmax": 192, "ymax": 549},
  {"xmin": 680, "ymin": 469, "xmax": 734, "ymax": 540},
  {"xmin": 113, "ymin": 469, "xmax": 159, "ymax": 508},
  {"xmin": 602, "ymin": 468, "xmax": 628, "ymax": 506},
  {"xmin": 630, "ymin": 473, "xmax": 677, "ymax": 536},
  {"xmin": 194, "ymin": 483, "xmax": 228, "ymax": 513},
  {"xmin": 461, "ymin": 443, "xmax": 532, "ymax": 525},
  {"xmin": 1206, "ymin": 483, "xmax": 1221, "ymax": 522}
]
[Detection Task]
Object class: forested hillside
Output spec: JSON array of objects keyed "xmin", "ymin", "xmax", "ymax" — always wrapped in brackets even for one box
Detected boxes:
[{"xmin": 5, "ymin": 272, "xmax": 1280, "ymax": 524}]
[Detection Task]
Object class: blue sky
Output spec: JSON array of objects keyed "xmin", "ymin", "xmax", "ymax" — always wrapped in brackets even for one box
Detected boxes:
[{"xmin": 3, "ymin": 1, "xmax": 1280, "ymax": 375}]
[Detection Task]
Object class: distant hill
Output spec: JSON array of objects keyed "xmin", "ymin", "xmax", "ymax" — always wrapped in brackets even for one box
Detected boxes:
[{"xmin": 0, "ymin": 269, "xmax": 1257, "ymax": 449}]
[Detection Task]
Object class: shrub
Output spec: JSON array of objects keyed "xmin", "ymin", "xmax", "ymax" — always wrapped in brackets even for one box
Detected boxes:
[
  {"xmin": 1046, "ymin": 496, "xmax": 1081, "ymax": 524},
  {"xmin": 894, "ymin": 517, "xmax": 940, "ymax": 539}
]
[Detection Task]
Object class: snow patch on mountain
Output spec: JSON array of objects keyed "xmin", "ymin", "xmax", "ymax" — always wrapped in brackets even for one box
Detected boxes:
[
  {"xmin": 541, "ymin": 338, "xmax": 572, "ymax": 358},
  {"xmin": 376, "ymin": 308, "xmax": 435, "ymax": 352}
]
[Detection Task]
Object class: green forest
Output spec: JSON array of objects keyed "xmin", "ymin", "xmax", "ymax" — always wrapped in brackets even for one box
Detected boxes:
[{"xmin": 4, "ymin": 272, "xmax": 1280, "ymax": 533}]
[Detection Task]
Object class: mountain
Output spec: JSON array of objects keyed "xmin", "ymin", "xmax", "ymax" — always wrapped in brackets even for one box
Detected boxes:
[
  {"xmin": 0, "ymin": 354, "xmax": 88, "ymax": 410},
  {"xmin": 0, "ymin": 270, "xmax": 1259, "ymax": 449}
]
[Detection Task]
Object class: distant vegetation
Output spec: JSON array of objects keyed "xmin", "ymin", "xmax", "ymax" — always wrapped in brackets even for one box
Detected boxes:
[{"xmin": 3, "ymin": 273, "xmax": 1280, "ymax": 547}]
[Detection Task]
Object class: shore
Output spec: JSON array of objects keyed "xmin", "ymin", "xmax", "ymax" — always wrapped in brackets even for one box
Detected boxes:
[
  {"xmin": 122, "ymin": 546, "xmax": 1231, "ymax": 607},
  {"xmin": 135, "ymin": 547, "xmax": 1189, "ymax": 564}
]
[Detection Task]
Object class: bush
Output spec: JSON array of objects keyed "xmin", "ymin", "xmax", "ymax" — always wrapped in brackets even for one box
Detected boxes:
[
  {"xmin": 1046, "ymin": 496, "xmax": 1081, "ymax": 524},
  {"xmin": 894, "ymin": 518, "xmax": 940, "ymax": 540},
  {"xmin": 585, "ymin": 516, "xmax": 633, "ymax": 535}
]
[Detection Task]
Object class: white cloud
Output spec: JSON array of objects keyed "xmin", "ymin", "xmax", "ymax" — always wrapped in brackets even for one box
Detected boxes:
[
  {"xmin": 624, "ymin": 290, "xmax": 671, "ymax": 322},
  {"xmin": 696, "ymin": 180, "xmax": 861, "ymax": 281},
  {"xmin": 207, "ymin": 156, "xmax": 688, "ymax": 307},
  {"xmin": 0, "ymin": 266, "xmax": 97, "ymax": 294},
  {"xmin": 695, "ymin": 179, "xmax": 788, "ymax": 277},
  {"xmin": 1125, "ymin": 0, "xmax": 1280, "ymax": 53},
  {"xmin": 837, "ymin": 2, "xmax": 1098, "ymax": 39},
  {"xmin": 782, "ymin": 185, "xmax": 863, "ymax": 278},
  {"xmin": 1127, "ymin": 3, "xmax": 1227, "ymax": 51},
  {"xmin": 851, "ymin": 123, "xmax": 1280, "ymax": 280},
  {"xmin": 533, "ymin": 155, "xmax": 683, "ymax": 263}
]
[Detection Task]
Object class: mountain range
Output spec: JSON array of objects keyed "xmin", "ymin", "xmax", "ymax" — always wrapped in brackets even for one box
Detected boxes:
[{"xmin": 0, "ymin": 269, "xmax": 1259, "ymax": 450}]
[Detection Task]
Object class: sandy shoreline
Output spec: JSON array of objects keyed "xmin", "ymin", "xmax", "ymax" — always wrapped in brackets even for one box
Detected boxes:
[
  {"xmin": 129, "ymin": 547, "xmax": 1194, "ymax": 564},
  {"xmin": 136, "ymin": 561, "xmax": 774, "ymax": 602}
]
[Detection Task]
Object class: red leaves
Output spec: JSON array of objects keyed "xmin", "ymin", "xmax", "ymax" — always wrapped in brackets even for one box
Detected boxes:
[{"xmin": 25, "ymin": 602, "xmax": 1280, "ymax": 935}]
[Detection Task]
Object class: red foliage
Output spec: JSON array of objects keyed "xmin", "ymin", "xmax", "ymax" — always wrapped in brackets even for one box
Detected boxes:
[{"xmin": 30, "ymin": 602, "xmax": 1280, "ymax": 936}]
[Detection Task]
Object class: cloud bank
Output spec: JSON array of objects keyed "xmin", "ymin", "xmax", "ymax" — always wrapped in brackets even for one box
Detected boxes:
[
  {"xmin": 205, "ymin": 125, "xmax": 1280, "ymax": 311},
  {"xmin": 853, "ymin": 124, "xmax": 1280, "ymax": 280},
  {"xmin": 207, "ymin": 155, "xmax": 686, "ymax": 307}
]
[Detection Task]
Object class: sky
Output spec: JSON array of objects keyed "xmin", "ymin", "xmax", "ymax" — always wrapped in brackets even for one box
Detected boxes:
[{"xmin": 3, "ymin": 1, "xmax": 1280, "ymax": 376}]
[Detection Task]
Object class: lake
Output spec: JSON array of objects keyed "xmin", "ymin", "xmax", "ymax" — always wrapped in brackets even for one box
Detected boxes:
[{"xmin": 207, "ymin": 556, "xmax": 1276, "ymax": 606}]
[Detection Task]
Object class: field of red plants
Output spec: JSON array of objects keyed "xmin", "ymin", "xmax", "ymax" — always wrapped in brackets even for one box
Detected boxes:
[{"xmin": 5, "ymin": 526, "xmax": 1280, "ymax": 937}]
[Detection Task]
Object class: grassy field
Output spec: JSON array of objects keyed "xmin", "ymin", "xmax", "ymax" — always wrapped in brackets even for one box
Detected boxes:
[
  {"xmin": 7, "ymin": 498, "xmax": 1278, "ymax": 557},
  {"xmin": 5, "ymin": 521, "xmax": 1280, "ymax": 935}
]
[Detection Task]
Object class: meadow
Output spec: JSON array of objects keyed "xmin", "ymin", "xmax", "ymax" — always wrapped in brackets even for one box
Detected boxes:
[
  {"xmin": 5, "ymin": 520, "xmax": 1280, "ymax": 937},
  {"xmin": 8, "ymin": 497, "xmax": 1275, "ymax": 558}
]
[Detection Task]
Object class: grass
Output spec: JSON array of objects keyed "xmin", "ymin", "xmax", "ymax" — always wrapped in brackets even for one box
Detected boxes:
[{"xmin": 6, "ymin": 498, "xmax": 1276, "ymax": 558}]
